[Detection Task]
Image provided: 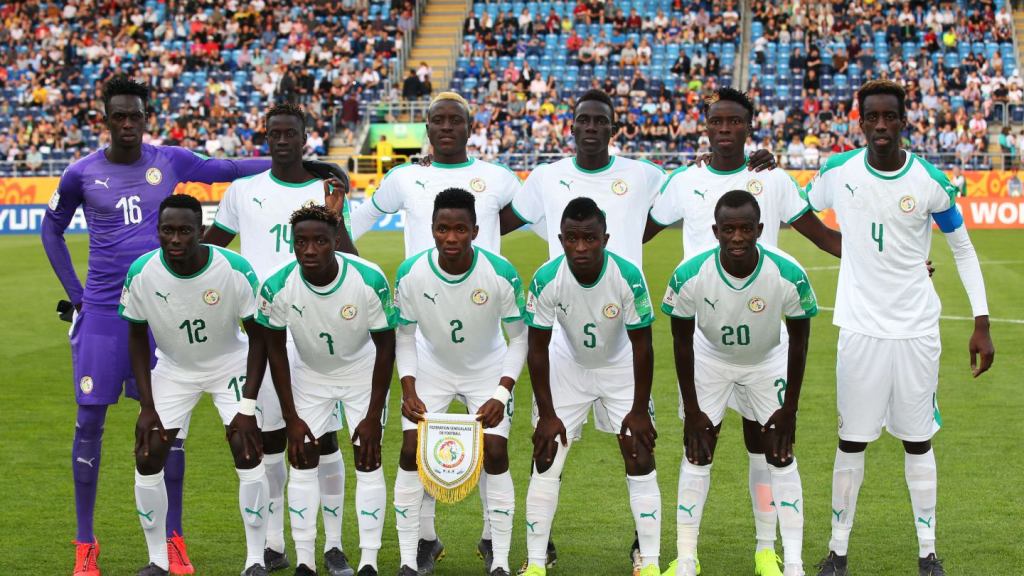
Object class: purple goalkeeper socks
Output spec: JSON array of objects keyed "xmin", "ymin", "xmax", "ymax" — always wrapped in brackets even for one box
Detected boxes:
[
  {"xmin": 73, "ymin": 405, "xmax": 107, "ymax": 543},
  {"xmin": 164, "ymin": 437, "xmax": 186, "ymax": 537}
]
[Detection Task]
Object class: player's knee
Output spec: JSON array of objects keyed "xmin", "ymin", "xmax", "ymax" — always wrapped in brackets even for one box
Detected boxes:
[
  {"xmin": 624, "ymin": 450, "xmax": 656, "ymax": 476},
  {"xmin": 227, "ymin": 435, "xmax": 258, "ymax": 469},
  {"xmin": 483, "ymin": 438, "xmax": 510, "ymax": 474},
  {"xmin": 135, "ymin": 451, "xmax": 164, "ymax": 476},
  {"xmin": 75, "ymin": 405, "xmax": 107, "ymax": 438},
  {"xmin": 318, "ymin": 431, "xmax": 340, "ymax": 455},
  {"xmin": 764, "ymin": 452, "xmax": 794, "ymax": 468},
  {"xmin": 838, "ymin": 439, "xmax": 868, "ymax": 453},
  {"xmin": 902, "ymin": 439, "xmax": 931, "ymax": 455},
  {"xmin": 262, "ymin": 428, "xmax": 287, "ymax": 454},
  {"xmin": 399, "ymin": 432, "xmax": 418, "ymax": 471},
  {"xmin": 533, "ymin": 442, "xmax": 570, "ymax": 478}
]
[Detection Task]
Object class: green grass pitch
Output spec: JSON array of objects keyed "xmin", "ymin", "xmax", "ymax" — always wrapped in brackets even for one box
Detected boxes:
[{"xmin": 1, "ymin": 229, "xmax": 1021, "ymax": 575}]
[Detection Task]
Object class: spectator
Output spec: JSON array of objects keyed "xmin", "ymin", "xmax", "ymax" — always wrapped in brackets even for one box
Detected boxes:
[{"xmin": 25, "ymin": 145, "xmax": 44, "ymax": 173}]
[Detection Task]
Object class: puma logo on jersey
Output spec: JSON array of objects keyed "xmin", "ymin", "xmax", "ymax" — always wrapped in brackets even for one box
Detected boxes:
[
  {"xmin": 845, "ymin": 183, "xmax": 857, "ymax": 196},
  {"xmin": 415, "ymin": 180, "xmax": 428, "ymax": 190},
  {"xmin": 76, "ymin": 457, "xmax": 96, "ymax": 468},
  {"xmin": 291, "ymin": 304, "xmax": 305, "ymax": 317},
  {"xmin": 704, "ymin": 297, "xmax": 718, "ymax": 310},
  {"xmin": 559, "ymin": 179, "xmax": 572, "ymax": 191},
  {"xmin": 252, "ymin": 197, "xmax": 265, "ymax": 208},
  {"xmin": 94, "ymin": 178, "xmax": 110, "ymax": 189},
  {"xmin": 556, "ymin": 302, "xmax": 569, "ymax": 315},
  {"xmin": 693, "ymin": 189, "xmax": 705, "ymax": 199},
  {"xmin": 423, "ymin": 292, "xmax": 438, "ymax": 304},
  {"xmin": 155, "ymin": 291, "xmax": 170, "ymax": 303}
]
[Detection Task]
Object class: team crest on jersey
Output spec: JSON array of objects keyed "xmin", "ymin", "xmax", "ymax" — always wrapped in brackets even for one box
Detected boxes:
[
  {"xmin": 259, "ymin": 297, "xmax": 272, "ymax": 316},
  {"xmin": 747, "ymin": 179, "xmax": 764, "ymax": 196},
  {"xmin": 469, "ymin": 178, "xmax": 487, "ymax": 193},
  {"xmin": 341, "ymin": 305, "xmax": 358, "ymax": 320},
  {"xmin": 525, "ymin": 292, "xmax": 537, "ymax": 313},
  {"xmin": 80, "ymin": 376, "xmax": 94, "ymax": 394},
  {"xmin": 662, "ymin": 287, "xmax": 675, "ymax": 307},
  {"xmin": 203, "ymin": 289, "xmax": 220, "ymax": 305},
  {"xmin": 899, "ymin": 195, "xmax": 917, "ymax": 213},
  {"xmin": 48, "ymin": 190, "xmax": 61, "ymax": 211},
  {"xmin": 748, "ymin": 297, "xmax": 766, "ymax": 313},
  {"xmin": 611, "ymin": 179, "xmax": 629, "ymax": 196},
  {"xmin": 603, "ymin": 303, "xmax": 620, "ymax": 318},
  {"xmin": 471, "ymin": 288, "xmax": 489, "ymax": 305},
  {"xmin": 145, "ymin": 167, "xmax": 163, "ymax": 185}
]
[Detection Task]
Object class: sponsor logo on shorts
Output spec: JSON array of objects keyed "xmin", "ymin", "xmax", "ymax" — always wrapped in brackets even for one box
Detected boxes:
[
  {"xmin": 80, "ymin": 376, "xmax": 94, "ymax": 394},
  {"xmin": 203, "ymin": 289, "xmax": 220, "ymax": 305},
  {"xmin": 469, "ymin": 178, "xmax": 487, "ymax": 193},
  {"xmin": 340, "ymin": 304, "xmax": 358, "ymax": 320},
  {"xmin": 145, "ymin": 167, "xmax": 163, "ymax": 185},
  {"xmin": 899, "ymin": 195, "xmax": 917, "ymax": 213},
  {"xmin": 603, "ymin": 303, "xmax": 620, "ymax": 319},
  {"xmin": 747, "ymin": 179, "xmax": 764, "ymax": 196},
  {"xmin": 748, "ymin": 297, "xmax": 766, "ymax": 313},
  {"xmin": 471, "ymin": 288, "xmax": 489, "ymax": 305},
  {"xmin": 611, "ymin": 178, "xmax": 629, "ymax": 195}
]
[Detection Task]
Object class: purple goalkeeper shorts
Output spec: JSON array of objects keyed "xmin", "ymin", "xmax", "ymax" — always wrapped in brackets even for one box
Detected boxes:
[{"xmin": 70, "ymin": 305, "xmax": 155, "ymax": 405}]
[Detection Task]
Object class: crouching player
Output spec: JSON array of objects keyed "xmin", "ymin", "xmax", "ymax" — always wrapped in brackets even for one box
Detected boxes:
[
  {"xmin": 661, "ymin": 190, "xmax": 817, "ymax": 576},
  {"xmin": 121, "ymin": 195, "xmax": 270, "ymax": 576}
]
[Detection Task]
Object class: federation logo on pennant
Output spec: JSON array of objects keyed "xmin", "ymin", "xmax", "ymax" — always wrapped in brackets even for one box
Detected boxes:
[
  {"xmin": 611, "ymin": 179, "xmax": 629, "ymax": 196},
  {"xmin": 80, "ymin": 376, "xmax": 94, "ymax": 394},
  {"xmin": 417, "ymin": 413, "xmax": 484, "ymax": 504},
  {"xmin": 471, "ymin": 288, "xmax": 489, "ymax": 305},
  {"xmin": 747, "ymin": 179, "xmax": 764, "ymax": 196},
  {"xmin": 748, "ymin": 297, "xmax": 766, "ymax": 313},
  {"xmin": 899, "ymin": 195, "xmax": 917, "ymax": 213},
  {"xmin": 341, "ymin": 305, "xmax": 358, "ymax": 320},
  {"xmin": 203, "ymin": 289, "xmax": 220, "ymax": 305},
  {"xmin": 603, "ymin": 303, "xmax": 620, "ymax": 318},
  {"xmin": 145, "ymin": 167, "xmax": 163, "ymax": 185},
  {"xmin": 469, "ymin": 178, "xmax": 487, "ymax": 193}
]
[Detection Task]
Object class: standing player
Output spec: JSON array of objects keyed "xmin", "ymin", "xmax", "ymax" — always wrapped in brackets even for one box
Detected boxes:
[
  {"xmin": 41, "ymin": 75, "xmax": 346, "ymax": 576},
  {"xmin": 643, "ymin": 88, "xmax": 840, "ymax": 576},
  {"xmin": 246, "ymin": 205, "xmax": 396, "ymax": 576},
  {"xmin": 661, "ymin": 191, "xmax": 817, "ymax": 576},
  {"xmin": 349, "ymin": 92, "xmax": 522, "ymax": 573},
  {"xmin": 119, "ymin": 195, "xmax": 269, "ymax": 576},
  {"xmin": 204, "ymin": 103, "xmax": 356, "ymax": 575},
  {"xmin": 522, "ymin": 198, "xmax": 661, "ymax": 576},
  {"xmin": 807, "ymin": 81, "xmax": 994, "ymax": 576},
  {"xmin": 391, "ymin": 188, "xmax": 527, "ymax": 576}
]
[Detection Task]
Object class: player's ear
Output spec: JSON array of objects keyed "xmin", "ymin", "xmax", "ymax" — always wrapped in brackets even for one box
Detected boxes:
[
  {"xmin": 712, "ymin": 223, "xmax": 720, "ymax": 239},
  {"xmin": 756, "ymin": 222, "xmax": 764, "ymax": 238},
  {"xmin": 471, "ymin": 224, "xmax": 479, "ymax": 240}
]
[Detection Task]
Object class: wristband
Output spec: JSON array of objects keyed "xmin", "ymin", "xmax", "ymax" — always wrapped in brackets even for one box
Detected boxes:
[
  {"xmin": 239, "ymin": 398, "xmax": 257, "ymax": 416},
  {"xmin": 492, "ymin": 386, "xmax": 512, "ymax": 406}
]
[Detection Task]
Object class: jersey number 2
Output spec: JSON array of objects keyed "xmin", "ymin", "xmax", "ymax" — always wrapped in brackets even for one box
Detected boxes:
[{"xmin": 450, "ymin": 319, "xmax": 465, "ymax": 343}]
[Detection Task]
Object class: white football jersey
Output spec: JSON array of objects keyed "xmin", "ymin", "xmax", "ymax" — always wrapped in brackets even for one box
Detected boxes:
[
  {"xmin": 511, "ymin": 156, "xmax": 666, "ymax": 265},
  {"xmin": 662, "ymin": 245, "xmax": 818, "ymax": 365},
  {"xmin": 395, "ymin": 246, "xmax": 525, "ymax": 374},
  {"xmin": 650, "ymin": 162, "xmax": 810, "ymax": 257},
  {"xmin": 525, "ymin": 251, "xmax": 654, "ymax": 369},
  {"xmin": 805, "ymin": 149, "xmax": 959, "ymax": 338},
  {"xmin": 354, "ymin": 158, "xmax": 520, "ymax": 256},
  {"xmin": 256, "ymin": 252, "xmax": 396, "ymax": 383},
  {"xmin": 119, "ymin": 246, "xmax": 258, "ymax": 377},
  {"xmin": 213, "ymin": 170, "xmax": 352, "ymax": 280}
]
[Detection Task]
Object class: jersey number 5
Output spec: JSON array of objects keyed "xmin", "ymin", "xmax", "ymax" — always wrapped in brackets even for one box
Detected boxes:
[{"xmin": 583, "ymin": 323, "xmax": 597, "ymax": 349}]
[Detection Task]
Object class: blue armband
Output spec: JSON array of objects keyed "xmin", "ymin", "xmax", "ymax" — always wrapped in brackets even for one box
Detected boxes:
[{"xmin": 932, "ymin": 205, "xmax": 963, "ymax": 233}]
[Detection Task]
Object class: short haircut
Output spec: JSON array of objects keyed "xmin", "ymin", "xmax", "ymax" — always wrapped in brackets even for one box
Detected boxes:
[
  {"xmin": 560, "ymin": 196, "xmax": 606, "ymax": 230},
  {"xmin": 266, "ymin": 102, "xmax": 307, "ymax": 130},
  {"xmin": 159, "ymin": 194, "xmax": 203, "ymax": 226},
  {"xmin": 290, "ymin": 204, "xmax": 339, "ymax": 231},
  {"xmin": 714, "ymin": 189, "xmax": 761, "ymax": 222},
  {"xmin": 857, "ymin": 80, "xmax": 907, "ymax": 118},
  {"xmin": 433, "ymin": 187, "xmax": 477, "ymax": 225},
  {"xmin": 102, "ymin": 74, "xmax": 149, "ymax": 114},
  {"xmin": 428, "ymin": 91, "xmax": 471, "ymax": 123},
  {"xmin": 705, "ymin": 87, "xmax": 755, "ymax": 123},
  {"xmin": 574, "ymin": 89, "xmax": 616, "ymax": 122}
]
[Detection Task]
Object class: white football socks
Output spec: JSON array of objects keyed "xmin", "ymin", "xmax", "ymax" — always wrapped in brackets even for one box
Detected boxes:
[
  {"xmin": 486, "ymin": 471, "xmax": 515, "ymax": 572},
  {"xmin": 135, "ymin": 469, "xmax": 169, "ymax": 570},
  {"xmin": 749, "ymin": 452, "xmax": 778, "ymax": 552},
  {"xmin": 769, "ymin": 460, "xmax": 804, "ymax": 570},
  {"xmin": 319, "ymin": 450, "xmax": 346, "ymax": 552},
  {"xmin": 905, "ymin": 450, "xmax": 937, "ymax": 557},
  {"xmin": 480, "ymin": 471, "xmax": 493, "ymax": 541},
  {"xmin": 628, "ymin": 470, "xmax": 662, "ymax": 569},
  {"xmin": 525, "ymin": 441, "xmax": 569, "ymax": 567},
  {"xmin": 676, "ymin": 460, "xmax": 711, "ymax": 562},
  {"xmin": 418, "ymin": 492, "xmax": 438, "ymax": 541},
  {"xmin": 356, "ymin": 467, "xmax": 386, "ymax": 570},
  {"xmin": 829, "ymin": 449, "xmax": 865, "ymax": 556},
  {"xmin": 263, "ymin": 451, "xmax": 287, "ymax": 553},
  {"xmin": 393, "ymin": 468, "xmax": 424, "ymax": 570},
  {"xmin": 288, "ymin": 466, "xmax": 320, "ymax": 570},
  {"xmin": 237, "ymin": 463, "xmax": 270, "ymax": 569}
]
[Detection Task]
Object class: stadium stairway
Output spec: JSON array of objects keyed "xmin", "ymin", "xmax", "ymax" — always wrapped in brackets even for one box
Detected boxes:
[{"xmin": 408, "ymin": 0, "xmax": 469, "ymax": 95}]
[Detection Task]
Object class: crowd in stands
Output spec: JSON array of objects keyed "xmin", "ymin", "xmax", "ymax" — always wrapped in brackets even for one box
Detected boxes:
[{"xmin": 0, "ymin": 0, "xmax": 418, "ymax": 176}]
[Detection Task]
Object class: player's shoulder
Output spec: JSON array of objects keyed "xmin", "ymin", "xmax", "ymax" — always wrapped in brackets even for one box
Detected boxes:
[
  {"xmin": 529, "ymin": 255, "xmax": 566, "ymax": 294},
  {"xmin": 395, "ymin": 248, "xmax": 431, "ymax": 281},
  {"xmin": 659, "ymin": 162, "xmax": 699, "ymax": 192},
  {"xmin": 473, "ymin": 158, "xmax": 522, "ymax": 182},
  {"xmin": 126, "ymin": 248, "xmax": 162, "ymax": 281},
  {"xmin": 759, "ymin": 244, "xmax": 810, "ymax": 284},
  {"xmin": 607, "ymin": 251, "xmax": 645, "ymax": 283},
  {"xmin": 524, "ymin": 160, "xmax": 555, "ymax": 179},
  {"xmin": 61, "ymin": 149, "xmax": 106, "ymax": 180},
  {"xmin": 381, "ymin": 161, "xmax": 417, "ymax": 183},
  {"xmin": 210, "ymin": 245, "xmax": 257, "ymax": 273},
  {"xmin": 620, "ymin": 155, "xmax": 667, "ymax": 176},
  {"xmin": 818, "ymin": 147, "xmax": 864, "ymax": 176},
  {"xmin": 669, "ymin": 247, "xmax": 717, "ymax": 288},
  {"xmin": 908, "ymin": 153, "xmax": 959, "ymax": 201},
  {"xmin": 227, "ymin": 168, "xmax": 269, "ymax": 189},
  {"xmin": 477, "ymin": 246, "xmax": 521, "ymax": 283},
  {"xmin": 343, "ymin": 252, "xmax": 389, "ymax": 287},
  {"xmin": 260, "ymin": 260, "xmax": 300, "ymax": 298}
]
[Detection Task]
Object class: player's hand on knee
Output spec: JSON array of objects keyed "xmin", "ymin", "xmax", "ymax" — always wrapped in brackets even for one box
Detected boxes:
[
  {"xmin": 619, "ymin": 409, "xmax": 657, "ymax": 458},
  {"xmin": 228, "ymin": 413, "xmax": 263, "ymax": 462},
  {"xmin": 746, "ymin": 148, "xmax": 777, "ymax": 172},
  {"xmin": 285, "ymin": 417, "xmax": 317, "ymax": 467},
  {"xmin": 352, "ymin": 417, "xmax": 383, "ymax": 469},
  {"xmin": 683, "ymin": 411, "xmax": 715, "ymax": 465},
  {"xmin": 401, "ymin": 393, "xmax": 428, "ymax": 423},
  {"xmin": 762, "ymin": 407, "xmax": 797, "ymax": 461},
  {"xmin": 532, "ymin": 416, "xmax": 567, "ymax": 464},
  {"xmin": 476, "ymin": 399, "xmax": 506, "ymax": 429},
  {"xmin": 134, "ymin": 407, "xmax": 167, "ymax": 458}
]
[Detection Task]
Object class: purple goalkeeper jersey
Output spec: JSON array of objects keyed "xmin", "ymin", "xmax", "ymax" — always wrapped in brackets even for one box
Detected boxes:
[{"xmin": 41, "ymin": 144, "xmax": 270, "ymax": 308}]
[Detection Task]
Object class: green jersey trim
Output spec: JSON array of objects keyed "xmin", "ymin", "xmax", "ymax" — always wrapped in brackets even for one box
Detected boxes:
[
  {"xmin": 480, "ymin": 247, "xmax": 526, "ymax": 312},
  {"xmin": 348, "ymin": 256, "xmax": 398, "ymax": 328},
  {"xmin": 492, "ymin": 161, "xmax": 521, "ymax": 179},
  {"xmin": 371, "ymin": 193, "xmax": 398, "ymax": 215},
  {"xmin": 212, "ymin": 220, "xmax": 237, "ymax": 235},
  {"xmin": 524, "ymin": 319, "xmax": 553, "ymax": 330},
  {"xmin": 762, "ymin": 249, "xmax": 818, "ymax": 317},
  {"xmin": 528, "ymin": 255, "xmax": 564, "ymax": 298},
  {"xmin": 212, "ymin": 246, "xmax": 259, "ymax": 294},
  {"xmin": 786, "ymin": 203, "xmax": 811, "ymax": 224},
  {"xmin": 862, "ymin": 151, "xmax": 916, "ymax": 181},
  {"xmin": 658, "ymin": 164, "xmax": 690, "ymax": 195},
  {"xmin": 667, "ymin": 248, "xmax": 716, "ymax": 293},
  {"xmin": 395, "ymin": 249, "xmax": 430, "ymax": 289},
  {"xmin": 705, "ymin": 158, "xmax": 748, "ymax": 175},
  {"xmin": 572, "ymin": 156, "xmax": 615, "ymax": 174},
  {"xmin": 714, "ymin": 246, "xmax": 765, "ymax": 291},
  {"xmin": 301, "ymin": 256, "xmax": 347, "ymax": 296},
  {"xmin": 509, "ymin": 202, "xmax": 533, "ymax": 225},
  {"xmin": 269, "ymin": 173, "xmax": 320, "ymax": 188},
  {"xmin": 381, "ymin": 162, "xmax": 414, "ymax": 183},
  {"xmin": 159, "ymin": 245, "xmax": 214, "ymax": 280},
  {"xmin": 626, "ymin": 318, "xmax": 655, "ymax": 330},
  {"xmin": 431, "ymin": 158, "xmax": 475, "ymax": 169},
  {"xmin": 427, "ymin": 247, "xmax": 479, "ymax": 285},
  {"xmin": 609, "ymin": 252, "xmax": 654, "ymax": 322},
  {"xmin": 817, "ymin": 147, "xmax": 862, "ymax": 177},
  {"xmin": 648, "ymin": 208, "xmax": 674, "ymax": 227},
  {"xmin": 638, "ymin": 157, "xmax": 667, "ymax": 173},
  {"xmin": 120, "ymin": 314, "xmax": 148, "ymax": 324},
  {"xmin": 124, "ymin": 249, "xmax": 161, "ymax": 289},
  {"xmin": 917, "ymin": 154, "xmax": 960, "ymax": 209},
  {"xmin": 259, "ymin": 261, "xmax": 299, "ymax": 304}
]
